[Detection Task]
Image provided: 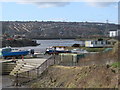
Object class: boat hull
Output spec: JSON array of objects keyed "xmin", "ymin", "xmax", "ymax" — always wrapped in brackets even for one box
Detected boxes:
[
  {"xmin": 2, "ymin": 51, "xmax": 29, "ymax": 57},
  {"xmin": 46, "ymin": 50, "xmax": 71, "ymax": 54}
]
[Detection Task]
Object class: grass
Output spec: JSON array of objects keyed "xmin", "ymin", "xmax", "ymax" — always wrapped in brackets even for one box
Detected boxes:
[
  {"xmin": 111, "ymin": 62, "xmax": 120, "ymax": 68},
  {"xmin": 30, "ymin": 64, "xmax": 119, "ymax": 88},
  {"xmin": 75, "ymin": 37, "xmax": 111, "ymax": 41},
  {"xmin": 65, "ymin": 46, "xmax": 106, "ymax": 52},
  {"xmin": 67, "ymin": 83, "xmax": 77, "ymax": 88},
  {"xmin": 85, "ymin": 48, "xmax": 106, "ymax": 52}
]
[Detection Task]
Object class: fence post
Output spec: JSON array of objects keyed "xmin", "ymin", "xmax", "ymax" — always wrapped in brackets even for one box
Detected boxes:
[
  {"xmin": 15, "ymin": 71, "xmax": 19, "ymax": 86},
  {"xmin": 59, "ymin": 55, "xmax": 61, "ymax": 64},
  {"xmin": 27, "ymin": 71, "xmax": 30, "ymax": 81},
  {"xmin": 54, "ymin": 55, "xmax": 55, "ymax": 64},
  {"xmin": 72, "ymin": 55, "xmax": 73, "ymax": 66},
  {"xmin": 37, "ymin": 67, "xmax": 39, "ymax": 78},
  {"xmin": 46, "ymin": 60, "xmax": 47, "ymax": 68}
]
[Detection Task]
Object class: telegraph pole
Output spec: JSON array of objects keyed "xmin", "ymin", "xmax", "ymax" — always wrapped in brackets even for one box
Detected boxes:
[{"xmin": 105, "ymin": 20, "xmax": 109, "ymax": 37}]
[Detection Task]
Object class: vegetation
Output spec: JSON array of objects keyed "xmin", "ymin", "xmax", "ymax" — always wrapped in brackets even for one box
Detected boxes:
[
  {"xmin": 2, "ymin": 21, "xmax": 117, "ymax": 39},
  {"xmin": 111, "ymin": 62, "xmax": 120, "ymax": 68},
  {"xmin": 30, "ymin": 65, "xmax": 119, "ymax": 88},
  {"xmin": 2, "ymin": 39, "xmax": 39, "ymax": 47},
  {"xmin": 83, "ymin": 47, "xmax": 106, "ymax": 52}
]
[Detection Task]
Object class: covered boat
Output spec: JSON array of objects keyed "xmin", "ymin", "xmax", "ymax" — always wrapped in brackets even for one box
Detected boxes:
[{"xmin": 45, "ymin": 46, "xmax": 71, "ymax": 54}]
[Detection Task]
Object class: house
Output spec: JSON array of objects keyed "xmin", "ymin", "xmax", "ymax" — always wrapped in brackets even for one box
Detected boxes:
[
  {"xmin": 109, "ymin": 30, "xmax": 118, "ymax": 37},
  {"xmin": 13, "ymin": 34, "xmax": 26, "ymax": 39},
  {"xmin": 85, "ymin": 39, "xmax": 111, "ymax": 48}
]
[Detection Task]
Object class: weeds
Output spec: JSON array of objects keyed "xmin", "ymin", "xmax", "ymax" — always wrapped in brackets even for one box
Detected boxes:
[{"xmin": 111, "ymin": 62, "xmax": 120, "ymax": 68}]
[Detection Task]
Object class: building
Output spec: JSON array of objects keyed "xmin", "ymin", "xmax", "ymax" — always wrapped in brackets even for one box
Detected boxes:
[
  {"xmin": 13, "ymin": 34, "xmax": 26, "ymax": 39},
  {"xmin": 109, "ymin": 30, "xmax": 118, "ymax": 37},
  {"xmin": 85, "ymin": 39, "xmax": 111, "ymax": 48}
]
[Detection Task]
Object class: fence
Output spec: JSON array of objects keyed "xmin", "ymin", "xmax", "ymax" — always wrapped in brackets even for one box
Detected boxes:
[
  {"xmin": 12, "ymin": 54, "xmax": 85, "ymax": 86},
  {"xmin": 13, "ymin": 55, "xmax": 61, "ymax": 86},
  {"xmin": 59, "ymin": 53, "xmax": 85, "ymax": 66}
]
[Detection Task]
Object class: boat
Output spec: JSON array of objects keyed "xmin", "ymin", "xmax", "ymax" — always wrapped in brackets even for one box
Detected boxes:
[
  {"xmin": 71, "ymin": 48, "xmax": 88, "ymax": 54},
  {"xmin": 45, "ymin": 46, "xmax": 71, "ymax": 54},
  {"xmin": 0, "ymin": 47, "xmax": 29, "ymax": 58}
]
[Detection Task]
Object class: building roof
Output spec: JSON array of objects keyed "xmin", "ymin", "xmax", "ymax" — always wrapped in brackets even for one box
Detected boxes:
[{"xmin": 109, "ymin": 29, "xmax": 117, "ymax": 31}]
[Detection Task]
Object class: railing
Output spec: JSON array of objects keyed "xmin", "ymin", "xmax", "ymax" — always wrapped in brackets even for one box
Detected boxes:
[
  {"xmin": 12, "ymin": 54, "xmax": 86, "ymax": 86},
  {"xmin": 13, "ymin": 55, "xmax": 61, "ymax": 86}
]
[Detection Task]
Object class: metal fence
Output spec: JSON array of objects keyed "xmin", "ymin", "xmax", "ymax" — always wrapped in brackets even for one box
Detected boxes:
[
  {"xmin": 12, "ymin": 54, "xmax": 86, "ymax": 86},
  {"xmin": 13, "ymin": 55, "xmax": 61, "ymax": 86}
]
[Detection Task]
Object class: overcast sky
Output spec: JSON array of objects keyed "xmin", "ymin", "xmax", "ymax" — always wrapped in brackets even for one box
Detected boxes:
[{"xmin": 0, "ymin": 1, "xmax": 118, "ymax": 24}]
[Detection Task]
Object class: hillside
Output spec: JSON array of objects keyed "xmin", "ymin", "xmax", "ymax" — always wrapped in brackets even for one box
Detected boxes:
[
  {"xmin": 2, "ymin": 21, "xmax": 117, "ymax": 39},
  {"xmin": 30, "ymin": 65, "xmax": 119, "ymax": 88}
]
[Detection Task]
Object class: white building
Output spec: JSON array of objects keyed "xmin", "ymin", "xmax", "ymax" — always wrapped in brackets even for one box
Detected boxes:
[
  {"xmin": 85, "ymin": 39, "xmax": 110, "ymax": 48},
  {"xmin": 109, "ymin": 30, "xmax": 118, "ymax": 37}
]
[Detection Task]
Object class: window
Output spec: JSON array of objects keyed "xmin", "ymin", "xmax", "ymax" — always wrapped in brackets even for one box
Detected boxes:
[
  {"xmin": 95, "ymin": 41, "xmax": 97, "ymax": 45},
  {"xmin": 101, "ymin": 41, "xmax": 103, "ymax": 44},
  {"xmin": 91, "ymin": 41, "xmax": 93, "ymax": 44}
]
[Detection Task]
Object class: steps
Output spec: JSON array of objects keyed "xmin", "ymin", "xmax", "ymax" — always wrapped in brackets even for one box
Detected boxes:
[
  {"xmin": 2, "ymin": 62, "xmax": 17, "ymax": 75},
  {"xmin": 10, "ymin": 61, "xmax": 39, "ymax": 76},
  {"xmin": 9, "ymin": 56, "xmax": 52, "ymax": 82}
]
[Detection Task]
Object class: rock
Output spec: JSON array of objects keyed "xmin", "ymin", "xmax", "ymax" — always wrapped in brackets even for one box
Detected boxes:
[{"xmin": 106, "ymin": 64, "xmax": 110, "ymax": 68}]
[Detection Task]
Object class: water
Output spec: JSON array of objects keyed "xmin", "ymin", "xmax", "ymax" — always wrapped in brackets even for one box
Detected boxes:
[{"xmin": 16, "ymin": 39, "xmax": 84, "ymax": 53}]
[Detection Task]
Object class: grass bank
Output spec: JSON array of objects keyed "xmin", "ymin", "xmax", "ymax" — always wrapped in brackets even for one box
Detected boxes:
[{"xmin": 30, "ymin": 64, "xmax": 119, "ymax": 88}]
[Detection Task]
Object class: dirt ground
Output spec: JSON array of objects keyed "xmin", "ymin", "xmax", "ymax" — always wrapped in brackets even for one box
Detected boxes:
[{"xmin": 30, "ymin": 64, "xmax": 119, "ymax": 88}]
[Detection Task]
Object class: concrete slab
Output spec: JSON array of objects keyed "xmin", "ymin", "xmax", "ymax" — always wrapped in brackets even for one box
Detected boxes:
[
  {"xmin": 17, "ymin": 55, "xmax": 52, "ymax": 65},
  {"xmin": 10, "ymin": 55, "xmax": 52, "ymax": 76}
]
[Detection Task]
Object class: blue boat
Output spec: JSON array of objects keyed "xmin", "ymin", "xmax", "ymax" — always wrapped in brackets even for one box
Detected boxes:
[{"xmin": 0, "ymin": 47, "xmax": 29, "ymax": 57}]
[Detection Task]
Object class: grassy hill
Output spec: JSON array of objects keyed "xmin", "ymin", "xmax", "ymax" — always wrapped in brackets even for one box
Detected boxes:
[{"xmin": 2, "ymin": 21, "xmax": 117, "ymax": 39}]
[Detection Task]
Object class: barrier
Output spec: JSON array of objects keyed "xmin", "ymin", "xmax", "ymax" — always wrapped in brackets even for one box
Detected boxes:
[{"xmin": 13, "ymin": 55, "xmax": 61, "ymax": 86}]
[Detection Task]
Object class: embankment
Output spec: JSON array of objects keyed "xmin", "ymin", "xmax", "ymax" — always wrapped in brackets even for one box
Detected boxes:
[{"xmin": 30, "ymin": 64, "xmax": 119, "ymax": 88}]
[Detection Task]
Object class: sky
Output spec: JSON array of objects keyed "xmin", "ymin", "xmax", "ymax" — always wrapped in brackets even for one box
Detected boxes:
[{"xmin": 0, "ymin": 1, "xmax": 118, "ymax": 24}]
